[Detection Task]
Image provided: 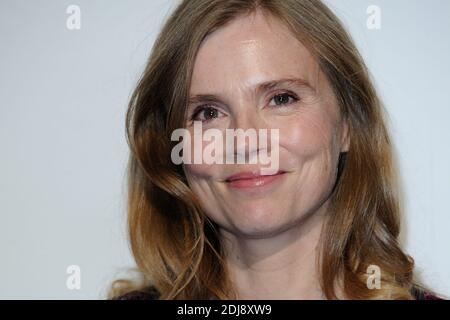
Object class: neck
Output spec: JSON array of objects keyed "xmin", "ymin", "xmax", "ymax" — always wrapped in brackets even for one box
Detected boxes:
[{"xmin": 220, "ymin": 202, "xmax": 329, "ymax": 300}]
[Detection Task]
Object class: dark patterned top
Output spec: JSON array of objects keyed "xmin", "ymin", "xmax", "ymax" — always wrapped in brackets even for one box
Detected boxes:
[{"xmin": 114, "ymin": 285, "xmax": 443, "ymax": 300}]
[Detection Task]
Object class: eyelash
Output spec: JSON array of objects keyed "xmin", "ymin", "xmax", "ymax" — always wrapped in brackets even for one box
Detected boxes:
[{"xmin": 189, "ymin": 91, "xmax": 300, "ymax": 122}]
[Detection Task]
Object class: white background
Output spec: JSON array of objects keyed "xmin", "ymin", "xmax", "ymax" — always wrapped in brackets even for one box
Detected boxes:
[{"xmin": 0, "ymin": 0, "xmax": 449, "ymax": 299}]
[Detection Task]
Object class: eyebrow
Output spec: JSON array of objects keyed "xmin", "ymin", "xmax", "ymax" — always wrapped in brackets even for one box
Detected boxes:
[{"xmin": 188, "ymin": 77, "xmax": 314, "ymax": 105}]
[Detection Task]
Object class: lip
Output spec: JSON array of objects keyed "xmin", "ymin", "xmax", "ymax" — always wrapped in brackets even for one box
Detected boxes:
[{"xmin": 225, "ymin": 170, "xmax": 287, "ymax": 189}]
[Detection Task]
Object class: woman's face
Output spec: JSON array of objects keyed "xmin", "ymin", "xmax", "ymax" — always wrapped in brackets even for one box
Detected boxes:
[{"xmin": 183, "ymin": 10, "xmax": 349, "ymax": 238}]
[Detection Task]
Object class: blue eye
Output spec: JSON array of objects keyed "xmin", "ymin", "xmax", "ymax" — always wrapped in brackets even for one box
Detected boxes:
[{"xmin": 269, "ymin": 92, "xmax": 299, "ymax": 107}]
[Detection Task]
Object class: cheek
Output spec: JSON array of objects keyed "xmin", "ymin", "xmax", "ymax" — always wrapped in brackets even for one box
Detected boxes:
[
  {"xmin": 279, "ymin": 111, "xmax": 337, "ymax": 159},
  {"xmin": 183, "ymin": 163, "xmax": 216, "ymax": 181},
  {"xmin": 277, "ymin": 112, "xmax": 341, "ymax": 209},
  {"xmin": 183, "ymin": 164, "xmax": 218, "ymax": 209},
  {"xmin": 181, "ymin": 128, "xmax": 224, "ymax": 181}
]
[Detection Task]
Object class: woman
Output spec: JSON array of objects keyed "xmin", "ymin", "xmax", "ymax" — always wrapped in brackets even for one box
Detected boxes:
[{"xmin": 110, "ymin": 0, "xmax": 442, "ymax": 300}]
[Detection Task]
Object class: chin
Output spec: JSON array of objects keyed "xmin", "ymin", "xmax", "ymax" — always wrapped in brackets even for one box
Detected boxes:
[
  {"xmin": 232, "ymin": 222, "xmax": 291, "ymax": 239},
  {"xmin": 227, "ymin": 209, "xmax": 291, "ymax": 239}
]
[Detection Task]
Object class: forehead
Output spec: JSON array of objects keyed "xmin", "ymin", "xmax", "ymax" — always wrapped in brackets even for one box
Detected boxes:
[{"xmin": 190, "ymin": 10, "xmax": 319, "ymax": 94}]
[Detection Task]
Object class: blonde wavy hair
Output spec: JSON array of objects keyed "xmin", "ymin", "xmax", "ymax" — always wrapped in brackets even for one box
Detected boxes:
[{"xmin": 109, "ymin": 0, "xmax": 427, "ymax": 299}]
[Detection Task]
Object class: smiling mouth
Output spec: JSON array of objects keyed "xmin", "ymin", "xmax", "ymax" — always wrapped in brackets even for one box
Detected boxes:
[{"xmin": 225, "ymin": 170, "xmax": 287, "ymax": 189}]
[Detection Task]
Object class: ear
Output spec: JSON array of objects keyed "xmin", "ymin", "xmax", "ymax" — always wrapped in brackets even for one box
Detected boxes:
[{"xmin": 340, "ymin": 119, "xmax": 350, "ymax": 153}]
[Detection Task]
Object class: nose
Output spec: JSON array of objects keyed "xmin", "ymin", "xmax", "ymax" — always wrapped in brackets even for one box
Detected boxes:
[{"xmin": 227, "ymin": 107, "xmax": 269, "ymax": 164}]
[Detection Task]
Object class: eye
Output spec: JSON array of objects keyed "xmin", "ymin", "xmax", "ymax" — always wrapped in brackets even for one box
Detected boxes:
[
  {"xmin": 268, "ymin": 92, "xmax": 299, "ymax": 107},
  {"xmin": 190, "ymin": 105, "xmax": 225, "ymax": 122}
]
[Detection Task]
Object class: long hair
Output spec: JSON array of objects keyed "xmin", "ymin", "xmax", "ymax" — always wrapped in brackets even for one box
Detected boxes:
[{"xmin": 109, "ymin": 0, "xmax": 420, "ymax": 299}]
